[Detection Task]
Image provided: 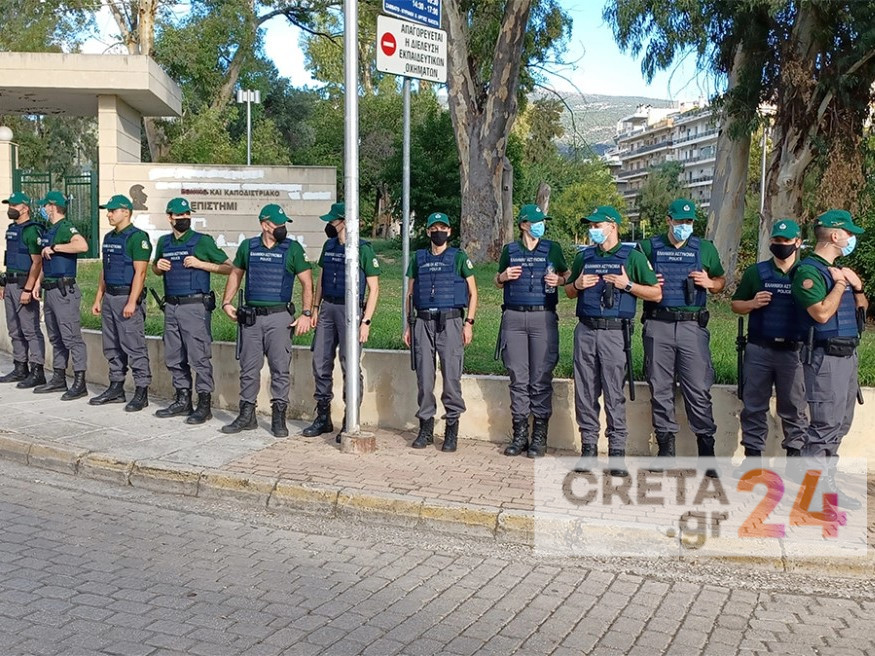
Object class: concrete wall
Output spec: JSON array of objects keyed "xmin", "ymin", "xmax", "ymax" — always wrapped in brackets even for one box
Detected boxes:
[{"xmin": 2, "ymin": 303, "xmax": 874, "ymax": 459}]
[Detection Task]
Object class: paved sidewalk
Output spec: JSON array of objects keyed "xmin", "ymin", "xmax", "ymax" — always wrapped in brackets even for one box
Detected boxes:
[{"xmin": 0, "ymin": 352, "xmax": 872, "ymax": 574}]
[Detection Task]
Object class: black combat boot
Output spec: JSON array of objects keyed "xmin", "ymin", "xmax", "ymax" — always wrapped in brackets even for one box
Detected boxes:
[
  {"xmin": 734, "ymin": 446, "xmax": 763, "ymax": 479},
  {"xmin": 61, "ymin": 371, "xmax": 87, "ymax": 401},
  {"xmin": 33, "ymin": 368, "xmax": 67, "ymax": 394},
  {"xmin": 504, "ymin": 417, "xmax": 529, "ymax": 456},
  {"xmin": 89, "ymin": 381, "xmax": 126, "ymax": 405},
  {"xmin": 302, "ymin": 400, "xmax": 333, "ymax": 437},
  {"xmin": 186, "ymin": 392, "xmax": 212, "ymax": 424},
  {"xmin": 0, "ymin": 360, "xmax": 27, "ymax": 383},
  {"xmin": 271, "ymin": 401, "xmax": 289, "ymax": 438},
  {"xmin": 220, "ymin": 401, "xmax": 258, "ymax": 434},
  {"xmin": 785, "ymin": 447, "xmax": 801, "ymax": 457},
  {"xmin": 335, "ymin": 414, "xmax": 347, "ymax": 444},
  {"xmin": 124, "ymin": 387, "xmax": 149, "ymax": 412},
  {"xmin": 527, "ymin": 417, "xmax": 549, "ymax": 458},
  {"xmin": 155, "ymin": 388, "xmax": 192, "ymax": 418},
  {"xmin": 442, "ymin": 419, "xmax": 459, "ymax": 453},
  {"xmin": 696, "ymin": 434, "xmax": 719, "ymax": 478},
  {"xmin": 16, "ymin": 364, "xmax": 45, "ymax": 389},
  {"xmin": 573, "ymin": 443, "xmax": 598, "ymax": 473},
  {"xmin": 608, "ymin": 448, "xmax": 628, "ymax": 477},
  {"xmin": 656, "ymin": 432, "xmax": 676, "ymax": 457},
  {"xmin": 412, "ymin": 417, "xmax": 435, "ymax": 449}
]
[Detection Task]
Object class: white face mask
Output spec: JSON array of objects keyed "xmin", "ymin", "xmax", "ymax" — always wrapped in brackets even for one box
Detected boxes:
[{"xmin": 840, "ymin": 235, "xmax": 857, "ymax": 257}]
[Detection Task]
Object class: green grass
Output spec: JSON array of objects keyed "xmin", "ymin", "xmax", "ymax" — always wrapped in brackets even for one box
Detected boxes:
[{"xmin": 72, "ymin": 242, "xmax": 875, "ymax": 385}]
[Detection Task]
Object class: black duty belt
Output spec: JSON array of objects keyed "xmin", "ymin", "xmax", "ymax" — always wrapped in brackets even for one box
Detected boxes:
[
  {"xmin": 417, "ymin": 308, "xmax": 464, "ymax": 320},
  {"xmin": 323, "ymin": 295, "xmax": 345, "ymax": 304},
  {"xmin": 814, "ymin": 338, "xmax": 859, "ymax": 357},
  {"xmin": 105, "ymin": 285, "xmax": 132, "ymax": 296},
  {"xmin": 252, "ymin": 304, "xmax": 291, "ymax": 316},
  {"xmin": 644, "ymin": 308, "xmax": 703, "ymax": 322},
  {"xmin": 165, "ymin": 294, "xmax": 208, "ymax": 306},
  {"xmin": 3, "ymin": 272, "xmax": 29, "ymax": 285},
  {"xmin": 502, "ymin": 305, "xmax": 551, "ymax": 312},
  {"xmin": 748, "ymin": 337, "xmax": 801, "ymax": 351},
  {"xmin": 579, "ymin": 317, "xmax": 625, "ymax": 330},
  {"xmin": 42, "ymin": 277, "xmax": 77, "ymax": 290}
]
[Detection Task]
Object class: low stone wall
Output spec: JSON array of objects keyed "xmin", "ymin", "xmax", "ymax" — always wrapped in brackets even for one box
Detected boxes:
[{"xmin": 2, "ymin": 303, "xmax": 872, "ymax": 458}]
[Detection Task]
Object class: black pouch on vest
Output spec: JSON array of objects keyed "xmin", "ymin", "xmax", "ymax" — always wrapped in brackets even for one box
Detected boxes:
[
  {"xmin": 684, "ymin": 278, "xmax": 698, "ymax": 306},
  {"xmin": 697, "ymin": 310, "xmax": 710, "ymax": 329},
  {"xmin": 204, "ymin": 290, "xmax": 217, "ymax": 312},
  {"xmin": 0, "ymin": 273, "xmax": 6, "ymax": 287},
  {"xmin": 286, "ymin": 301, "xmax": 296, "ymax": 317},
  {"xmin": 601, "ymin": 283, "xmax": 615, "ymax": 310},
  {"xmin": 824, "ymin": 338, "xmax": 857, "ymax": 357}
]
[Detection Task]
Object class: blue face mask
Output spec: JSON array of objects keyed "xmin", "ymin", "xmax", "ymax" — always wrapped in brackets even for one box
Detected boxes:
[
  {"xmin": 672, "ymin": 223, "xmax": 694, "ymax": 242},
  {"xmin": 528, "ymin": 221, "xmax": 546, "ymax": 239},
  {"xmin": 38, "ymin": 207, "xmax": 49, "ymax": 221},
  {"xmin": 841, "ymin": 235, "xmax": 857, "ymax": 257},
  {"xmin": 588, "ymin": 227, "xmax": 607, "ymax": 245}
]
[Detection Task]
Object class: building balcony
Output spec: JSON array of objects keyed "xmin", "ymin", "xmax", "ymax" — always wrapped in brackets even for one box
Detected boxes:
[
  {"xmin": 673, "ymin": 128, "xmax": 718, "ymax": 145},
  {"xmin": 686, "ymin": 176, "xmax": 713, "ymax": 187},
  {"xmin": 625, "ymin": 139, "xmax": 673, "ymax": 158}
]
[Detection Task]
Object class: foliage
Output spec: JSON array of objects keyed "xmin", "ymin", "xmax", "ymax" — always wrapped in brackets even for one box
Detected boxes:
[
  {"xmin": 0, "ymin": 0, "xmax": 96, "ymax": 52},
  {"xmin": 635, "ymin": 161, "xmax": 684, "ymax": 234}
]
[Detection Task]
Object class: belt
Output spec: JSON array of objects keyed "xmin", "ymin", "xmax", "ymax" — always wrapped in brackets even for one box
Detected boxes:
[
  {"xmin": 43, "ymin": 278, "xmax": 77, "ymax": 290},
  {"xmin": 165, "ymin": 294, "xmax": 207, "ymax": 306},
  {"xmin": 252, "ymin": 304, "xmax": 290, "ymax": 316},
  {"xmin": 748, "ymin": 337, "xmax": 801, "ymax": 351},
  {"xmin": 323, "ymin": 295, "xmax": 345, "ymax": 304},
  {"xmin": 3, "ymin": 272, "xmax": 29, "ymax": 285},
  {"xmin": 502, "ymin": 305, "xmax": 551, "ymax": 312},
  {"xmin": 416, "ymin": 308, "xmax": 464, "ymax": 320},
  {"xmin": 644, "ymin": 308, "xmax": 703, "ymax": 322},
  {"xmin": 579, "ymin": 317, "xmax": 625, "ymax": 330},
  {"xmin": 105, "ymin": 285, "xmax": 132, "ymax": 296}
]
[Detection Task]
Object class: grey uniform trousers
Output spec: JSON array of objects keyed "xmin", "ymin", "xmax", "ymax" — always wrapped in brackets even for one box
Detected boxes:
[
  {"xmin": 163, "ymin": 301, "xmax": 214, "ymax": 394},
  {"xmin": 643, "ymin": 319, "xmax": 716, "ymax": 437},
  {"xmin": 239, "ymin": 309, "xmax": 292, "ymax": 404},
  {"xmin": 4, "ymin": 281, "xmax": 45, "ymax": 366},
  {"xmin": 101, "ymin": 293, "xmax": 151, "ymax": 387},
  {"xmin": 414, "ymin": 315, "xmax": 465, "ymax": 422},
  {"xmin": 44, "ymin": 284, "xmax": 87, "ymax": 371},
  {"xmin": 740, "ymin": 342, "xmax": 807, "ymax": 453},
  {"xmin": 311, "ymin": 300, "xmax": 362, "ymax": 406},
  {"xmin": 573, "ymin": 322, "xmax": 628, "ymax": 449},
  {"xmin": 499, "ymin": 309, "xmax": 559, "ymax": 420},
  {"xmin": 801, "ymin": 347, "xmax": 857, "ymax": 464}
]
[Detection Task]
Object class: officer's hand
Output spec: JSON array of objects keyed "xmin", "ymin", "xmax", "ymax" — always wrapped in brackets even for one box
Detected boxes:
[
  {"xmin": 359, "ymin": 322, "xmax": 370, "ymax": 344},
  {"xmin": 292, "ymin": 315, "xmax": 311, "ymax": 337},
  {"xmin": 156, "ymin": 258, "xmax": 172, "ymax": 272},
  {"xmin": 311, "ymin": 308, "xmax": 319, "ymax": 327},
  {"xmin": 223, "ymin": 303, "xmax": 237, "ymax": 322},
  {"xmin": 577, "ymin": 274, "xmax": 600, "ymax": 289},
  {"xmin": 544, "ymin": 271, "xmax": 561, "ymax": 287},
  {"xmin": 751, "ymin": 291, "xmax": 772, "ymax": 308},
  {"xmin": 19, "ymin": 290, "xmax": 32, "ymax": 305},
  {"xmin": 688, "ymin": 270, "xmax": 714, "ymax": 289},
  {"xmin": 41, "ymin": 246, "xmax": 54, "ymax": 260},
  {"xmin": 122, "ymin": 301, "xmax": 136, "ymax": 318},
  {"xmin": 403, "ymin": 326, "xmax": 411, "ymax": 348},
  {"xmin": 183, "ymin": 256, "xmax": 203, "ymax": 269},
  {"xmin": 604, "ymin": 266, "xmax": 630, "ymax": 290},
  {"xmin": 502, "ymin": 266, "xmax": 523, "ymax": 282},
  {"xmin": 0, "ymin": 287, "xmax": 5, "ymax": 301},
  {"xmin": 32, "ymin": 285, "xmax": 40, "ymax": 301},
  {"xmin": 843, "ymin": 268, "xmax": 863, "ymax": 291},
  {"xmin": 463, "ymin": 322, "xmax": 473, "ymax": 346},
  {"xmin": 655, "ymin": 273, "xmax": 665, "ymax": 287},
  {"xmin": 91, "ymin": 300, "xmax": 101, "ymax": 316}
]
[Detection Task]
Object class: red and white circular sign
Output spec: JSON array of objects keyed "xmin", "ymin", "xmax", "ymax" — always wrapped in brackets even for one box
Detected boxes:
[{"xmin": 380, "ymin": 32, "xmax": 397, "ymax": 57}]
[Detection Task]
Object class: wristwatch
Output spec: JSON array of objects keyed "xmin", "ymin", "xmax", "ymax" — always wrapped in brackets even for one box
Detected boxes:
[
  {"xmin": 624, "ymin": 281, "xmax": 633, "ymax": 292},
  {"xmin": 465, "ymin": 318, "xmax": 475, "ymax": 325},
  {"xmin": 362, "ymin": 318, "xmax": 372, "ymax": 325},
  {"xmin": 302, "ymin": 309, "xmax": 312, "ymax": 317}
]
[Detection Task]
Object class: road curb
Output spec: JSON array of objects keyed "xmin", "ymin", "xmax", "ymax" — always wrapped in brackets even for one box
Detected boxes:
[
  {"xmin": 337, "ymin": 488, "xmax": 423, "ymax": 527},
  {"xmin": 130, "ymin": 459, "xmax": 203, "ymax": 497},
  {"xmin": 29, "ymin": 442, "xmax": 88, "ymax": 475},
  {"xmin": 198, "ymin": 469, "xmax": 277, "ymax": 506},
  {"xmin": 267, "ymin": 480, "xmax": 339, "ymax": 516},
  {"xmin": 79, "ymin": 452, "xmax": 135, "ymax": 486},
  {"xmin": 0, "ymin": 433, "xmax": 32, "ymax": 465}
]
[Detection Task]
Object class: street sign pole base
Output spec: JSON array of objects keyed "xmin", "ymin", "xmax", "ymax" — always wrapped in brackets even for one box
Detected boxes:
[{"xmin": 340, "ymin": 431, "xmax": 377, "ymax": 454}]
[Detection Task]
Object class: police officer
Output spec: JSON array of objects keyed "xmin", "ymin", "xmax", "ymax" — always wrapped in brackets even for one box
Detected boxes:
[
  {"xmin": 565, "ymin": 206, "xmax": 661, "ymax": 473},
  {"xmin": 89, "ymin": 195, "xmax": 153, "ymax": 412},
  {"xmin": 0, "ymin": 191, "xmax": 46, "ymax": 388},
  {"xmin": 302, "ymin": 202, "xmax": 380, "ymax": 442},
  {"xmin": 220, "ymin": 204, "xmax": 313, "ymax": 438},
  {"xmin": 403, "ymin": 212, "xmax": 478, "ymax": 452},
  {"xmin": 152, "ymin": 197, "xmax": 232, "ymax": 424},
  {"xmin": 638, "ymin": 198, "xmax": 725, "ymax": 461},
  {"xmin": 731, "ymin": 219, "xmax": 807, "ymax": 464},
  {"xmin": 495, "ymin": 204, "xmax": 569, "ymax": 458},
  {"xmin": 34, "ymin": 190, "xmax": 89, "ymax": 399},
  {"xmin": 791, "ymin": 209, "xmax": 867, "ymax": 509}
]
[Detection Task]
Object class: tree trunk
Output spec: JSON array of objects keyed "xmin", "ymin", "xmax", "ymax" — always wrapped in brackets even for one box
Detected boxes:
[
  {"xmin": 459, "ymin": 125, "xmax": 507, "ymax": 261},
  {"xmin": 536, "ymin": 181, "xmax": 551, "ymax": 214}
]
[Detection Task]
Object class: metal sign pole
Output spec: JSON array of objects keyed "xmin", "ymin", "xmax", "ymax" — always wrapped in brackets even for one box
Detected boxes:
[
  {"xmin": 246, "ymin": 98, "xmax": 252, "ymax": 166},
  {"xmin": 344, "ymin": 0, "xmax": 361, "ymax": 435},
  {"xmin": 401, "ymin": 77, "xmax": 411, "ymax": 334}
]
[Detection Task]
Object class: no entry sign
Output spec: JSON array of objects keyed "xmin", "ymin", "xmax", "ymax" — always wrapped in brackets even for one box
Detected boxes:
[{"xmin": 375, "ymin": 14, "xmax": 447, "ymax": 83}]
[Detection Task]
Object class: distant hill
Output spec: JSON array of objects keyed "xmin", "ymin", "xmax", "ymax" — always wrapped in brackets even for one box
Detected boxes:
[{"xmin": 543, "ymin": 92, "xmax": 676, "ymax": 156}]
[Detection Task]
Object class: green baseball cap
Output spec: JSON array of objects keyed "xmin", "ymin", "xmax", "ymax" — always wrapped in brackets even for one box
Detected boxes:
[
  {"xmin": 99, "ymin": 194, "xmax": 133, "ymax": 210},
  {"xmin": 2, "ymin": 191, "xmax": 31, "ymax": 206},
  {"xmin": 319, "ymin": 201, "xmax": 345, "ymax": 222},
  {"xmin": 667, "ymin": 198, "xmax": 697, "ymax": 220},
  {"xmin": 38, "ymin": 190, "xmax": 67, "ymax": 209},
  {"xmin": 517, "ymin": 204, "xmax": 549, "ymax": 224},
  {"xmin": 771, "ymin": 219, "xmax": 801, "ymax": 239},
  {"xmin": 585, "ymin": 205, "xmax": 623, "ymax": 225},
  {"xmin": 426, "ymin": 212, "xmax": 451, "ymax": 228},
  {"xmin": 815, "ymin": 209, "xmax": 864, "ymax": 235},
  {"xmin": 166, "ymin": 197, "xmax": 191, "ymax": 214},
  {"xmin": 259, "ymin": 203, "xmax": 289, "ymax": 225}
]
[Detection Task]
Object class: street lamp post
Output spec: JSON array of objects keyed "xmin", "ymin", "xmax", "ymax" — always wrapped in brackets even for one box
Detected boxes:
[{"xmin": 236, "ymin": 89, "xmax": 261, "ymax": 165}]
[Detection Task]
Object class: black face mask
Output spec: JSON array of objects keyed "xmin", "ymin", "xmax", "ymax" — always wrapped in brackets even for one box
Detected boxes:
[
  {"xmin": 324, "ymin": 223, "xmax": 339, "ymax": 239},
  {"xmin": 172, "ymin": 219, "xmax": 191, "ymax": 234},
  {"xmin": 7, "ymin": 208, "xmax": 20, "ymax": 221},
  {"xmin": 769, "ymin": 243, "xmax": 797, "ymax": 260},
  {"xmin": 272, "ymin": 226, "xmax": 287, "ymax": 242},
  {"xmin": 430, "ymin": 231, "xmax": 450, "ymax": 247}
]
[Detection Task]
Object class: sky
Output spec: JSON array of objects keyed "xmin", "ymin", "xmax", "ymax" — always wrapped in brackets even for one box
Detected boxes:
[{"xmin": 84, "ymin": 1, "xmax": 711, "ymax": 102}]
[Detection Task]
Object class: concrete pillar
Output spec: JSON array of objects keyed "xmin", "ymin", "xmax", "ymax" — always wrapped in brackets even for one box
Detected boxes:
[
  {"xmin": 97, "ymin": 95, "xmax": 142, "ymax": 237},
  {"xmin": 0, "ymin": 127, "xmax": 16, "ymax": 268}
]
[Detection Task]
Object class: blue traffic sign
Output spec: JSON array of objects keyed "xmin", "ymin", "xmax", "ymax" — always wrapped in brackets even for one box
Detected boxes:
[{"xmin": 383, "ymin": 0, "xmax": 441, "ymax": 29}]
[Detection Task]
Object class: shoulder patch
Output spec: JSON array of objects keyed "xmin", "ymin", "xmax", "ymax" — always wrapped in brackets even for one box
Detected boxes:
[
  {"xmin": 466, "ymin": 259, "xmax": 473, "ymax": 269},
  {"xmin": 70, "ymin": 227, "xmax": 78, "ymax": 234},
  {"xmin": 302, "ymin": 250, "xmax": 309, "ymax": 261},
  {"xmin": 646, "ymin": 261, "xmax": 653, "ymax": 270},
  {"xmin": 141, "ymin": 240, "xmax": 149, "ymax": 250},
  {"xmin": 372, "ymin": 258, "xmax": 379, "ymax": 268},
  {"xmin": 802, "ymin": 278, "xmax": 814, "ymax": 290}
]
